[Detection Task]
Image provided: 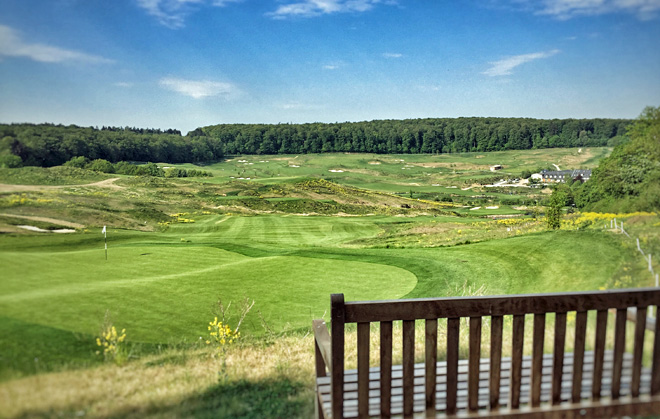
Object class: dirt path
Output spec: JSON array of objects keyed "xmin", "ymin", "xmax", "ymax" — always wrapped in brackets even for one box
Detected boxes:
[
  {"xmin": 0, "ymin": 213, "xmax": 85, "ymax": 229},
  {"xmin": 0, "ymin": 177, "xmax": 123, "ymax": 193}
]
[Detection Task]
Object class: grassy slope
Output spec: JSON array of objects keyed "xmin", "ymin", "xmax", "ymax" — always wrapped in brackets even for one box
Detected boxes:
[
  {"xmin": 0, "ymin": 213, "xmax": 637, "ymax": 381},
  {"xmin": 4, "ymin": 148, "xmax": 653, "ymax": 419}
]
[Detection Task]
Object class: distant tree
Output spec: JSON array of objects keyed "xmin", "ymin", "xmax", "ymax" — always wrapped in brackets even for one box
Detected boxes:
[
  {"xmin": 87, "ymin": 159, "xmax": 115, "ymax": 173},
  {"xmin": 0, "ymin": 154, "xmax": 22, "ymax": 168},
  {"xmin": 64, "ymin": 156, "xmax": 90, "ymax": 168},
  {"xmin": 546, "ymin": 185, "xmax": 570, "ymax": 230}
]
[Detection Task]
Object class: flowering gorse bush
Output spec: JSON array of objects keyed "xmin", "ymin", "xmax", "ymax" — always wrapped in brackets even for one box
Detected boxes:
[
  {"xmin": 206, "ymin": 317, "xmax": 240, "ymax": 349},
  {"xmin": 96, "ymin": 325, "xmax": 127, "ymax": 364}
]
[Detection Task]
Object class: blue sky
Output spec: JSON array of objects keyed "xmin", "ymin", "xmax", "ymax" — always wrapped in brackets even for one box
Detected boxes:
[{"xmin": 1, "ymin": 0, "xmax": 659, "ymax": 133}]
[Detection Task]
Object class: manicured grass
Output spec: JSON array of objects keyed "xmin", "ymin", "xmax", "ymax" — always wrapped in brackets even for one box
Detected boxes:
[{"xmin": 0, "ymin": 215, "xmax": 633, "ymax": 354}]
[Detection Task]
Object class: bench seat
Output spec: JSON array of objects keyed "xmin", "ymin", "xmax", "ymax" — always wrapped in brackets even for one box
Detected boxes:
[{"xmin": 317, "ymin": 351, "xmax": 648, "ymax": 417}]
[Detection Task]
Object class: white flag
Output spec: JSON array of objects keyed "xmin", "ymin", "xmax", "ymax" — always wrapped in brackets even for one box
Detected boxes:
[{"xmin": 102, "ymin": 226, "xmax": 106, "ymax": 235}]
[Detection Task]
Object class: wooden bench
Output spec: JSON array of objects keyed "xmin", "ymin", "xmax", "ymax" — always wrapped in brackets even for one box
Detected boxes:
[{"xmin": 313, "ymin": 288, "xmax": 660, "ymax": 418}]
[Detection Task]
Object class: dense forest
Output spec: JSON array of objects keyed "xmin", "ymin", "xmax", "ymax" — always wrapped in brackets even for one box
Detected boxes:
[
  {"xmin": 573, "ymin": 106, "xmax": 660, "ymax": 212},
  {"xmin": 196, "ymin": 117, "xmax": 629, "ymax": 155},
  {"xmin": 0, "ymin": 117, "xmax": 630, "ymax": 167}
]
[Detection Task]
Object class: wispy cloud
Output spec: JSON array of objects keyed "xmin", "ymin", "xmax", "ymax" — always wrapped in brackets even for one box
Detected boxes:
[
  {"xmin": 498, "ymin": 0, "xmax": 660, "ymax": 20},
  {"xmin": 0, "ymin": 25, "xmax": 113, "ymax": 64},
  {"xmin": 114, "ymin": 82, "xmax": 134, "ymax": 88},
  {"xmin": 278, "ymin": 102, "xmax": 324, "ymax": 111},
  {"xmin": 322, "ymin": 60, "xmax": 345, "ymax": 70},
  {"xmin": 268, "ymin": 0, "xmax": 395, "ymax": 19},
  {"xmin": 159, "ymin": 77, "xmax": 241, "ymax": 99},
  {"xmin": 382, "ymin": 52, "xmax": 403, "ymax": 58},
  {"xmin": 482, "ymin": 49, "xmax": 560, "ymax": 77},
  {"xmin": 136, "ymin": 0, "xmax": 243, "ymax": 28}
]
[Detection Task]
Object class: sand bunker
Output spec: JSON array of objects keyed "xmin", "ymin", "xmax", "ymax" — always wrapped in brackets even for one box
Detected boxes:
[{"xmin": 18, "ymin": 225, "xmax": 75, "ymax": 233}]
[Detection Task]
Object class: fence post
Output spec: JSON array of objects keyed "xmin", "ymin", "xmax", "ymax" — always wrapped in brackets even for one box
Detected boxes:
[{"xmin": 650, "ymin": 254, "xmax": 654, "ymax": 273}]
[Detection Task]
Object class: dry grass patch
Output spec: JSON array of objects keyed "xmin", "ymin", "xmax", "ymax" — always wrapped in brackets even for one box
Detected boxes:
[{"xmin": 1, "ymin": 336, "xmax": 317, "ymax": 419}]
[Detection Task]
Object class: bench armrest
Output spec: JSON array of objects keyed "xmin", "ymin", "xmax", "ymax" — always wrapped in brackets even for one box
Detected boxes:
[{"xmin": 313, "ymin": 319, "xmax": 332, "ymax": 373}]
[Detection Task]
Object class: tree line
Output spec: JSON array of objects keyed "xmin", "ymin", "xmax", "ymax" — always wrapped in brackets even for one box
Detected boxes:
[
  {"xmin": 0, "ymin": 124, "xmax": 221, "ymax": 167},
  {"xmin": 195, "ymin": 117, "xmax": 629, "ymax": 155},
  {"xmin": 1, "ymin": 117, "xmax": 630, "ymax": 167}
]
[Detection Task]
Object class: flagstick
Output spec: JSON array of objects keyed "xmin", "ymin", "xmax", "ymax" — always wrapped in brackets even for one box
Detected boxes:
[{"xmin": 103, "ymin": 226, "xmax": 107, "ymax": 261}]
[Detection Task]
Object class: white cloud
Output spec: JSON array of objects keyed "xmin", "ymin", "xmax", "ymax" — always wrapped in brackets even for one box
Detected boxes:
[
  {"xmin": 159, "ymin": 77, "xmax": 241, "ymax": 99},
  {"xmin": 114, "ymin": 82, "xmax": 134, "ymax": 88},
  {"xmin": 482, "ymin": 49, "xmax": 560, "ymax": 77},
  {"xmin": 268, "ymin": 0, "xmax": 394, "ymax": 19},
  {"xmin": 382, "ymin": 52, "xmax": 403, "ymax": 58},
  {"xmin": 500, "ymin": 0, "xmax": 660, "ymax": 19},
  {"xmin": 136, "ymin": 0, "xmax": 243, "ymax": 28},
  {"xmin": 278, "ymin": 102, "xmax": 324, "ymax": 111},
  {"xmin": 322, "ymin": 60, "xmax": 345, "ymax": 70},
  {"xmin": 0, "ymin": 25, "xmax": 113, "ymax": 64}
]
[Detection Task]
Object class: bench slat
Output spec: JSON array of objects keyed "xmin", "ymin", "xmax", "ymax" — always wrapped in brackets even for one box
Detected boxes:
[
  {"xmin": 571, "ymin": 310, "xmax": 587, "ymax": 403},
  {"xmin": 612, "ymin": 308, "xmax": 627, "ymax": 399},
  {"xmin": 510, "ymin": 314, "xmax": 524, "ymax": 409},
  {"xmin": 402, "ymin": 319, "xmax": 415, "ymax": 417},
  {"xmin": 342, "ymin": 288, "xmax": 660, "ymax": 323},
  {"xmin": 531, "ymin": 313, "xmax": 545, "ymax": 407},
  {"xmin": 552, "ymin": 312, "xmax": 567, "ymax": 405},
  {"xmin": 380, "ymin": 321, "xmax": 392, "ymax": 418},
  {"xmin": 592, "ymin": 309, "xmax": 608, "ymax": 401},
  {"xmin": 447, "ymin": 317, "xmax": 459, "ymax": 415},
  {"xmin": 490, "ymin": 315, "xmax": 503, "ymax": 411},
  {"xmin": 357, "ymin": 322, "xmax": 369, "ymax": 417},
  {"xmin": 469, "ymin": 316, "xmax": 482, "ymax": 412},
  {"xmin": 632, "ymin": 306, "xmax": 647, "ymax": 398},
  {"xmin": 330, "ymin": 294, "xmax": 345, "ymax": 419},
  {"xmin": 654, "ymin": 306, "xmax": 660, "ymax": 395},
  {"xmin": 425, "ymin": 318, "xmax": 437, "ymax": 416}
]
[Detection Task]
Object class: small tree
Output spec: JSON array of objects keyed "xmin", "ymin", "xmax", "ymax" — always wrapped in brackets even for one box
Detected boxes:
[
  {"xmin": 87, "ymin": 159, "xmax": 115, "ymax": 173},
  {"xmin": 546, "ymin": 186, "xmax": 568, "ymax": 229},
  {"xmin": 63, "ymin": 156, "xmax": 89, "ymax": 168}
]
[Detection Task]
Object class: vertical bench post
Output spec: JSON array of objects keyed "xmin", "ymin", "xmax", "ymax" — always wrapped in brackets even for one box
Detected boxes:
[
  {"xmin": 331, "ymin": 294, "xmax": 345, "ymax": 419},
  {"xmin": 446, "ymin": 318, "xmax": 459, "ymax": 416},
  {"xmin": 357, "ymin": 322, "xmax": 370, "ymax": 417},
  {"xmin": 380, "ymin": 321, "xmax": 393, "ymax": 418},
  {"xmin": 425, "ymin": 319, "xmax": 438, "ymax": 417},
  {"xmin": 489, "ymin": 316, "xmax": 503, "ymax": 411},
  {"xmin": 572, "ymin": 311, "xmax": 588, "ymax": 403},
  {"xmin": 552, "ymin": 312, "xmax": 567, "ymax": 405},
  {"xmin": 403, "ymin": 320, "xmax": 415, "ymax": 418},
  {"xmin": 469, "ymin": 317, "xmax": 482, "ymax": 412},
  {"xmin": 510, "ymin": 314, "xmax": 525, "ymax": 410},
  {"xmin": 531, "ymin": 313, "xmax": 545, "ymax": 408}
]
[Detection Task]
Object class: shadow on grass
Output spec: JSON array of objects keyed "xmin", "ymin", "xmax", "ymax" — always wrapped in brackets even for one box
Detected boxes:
[
  {"xmin": 0, "ymin": 315, "xmax": 100, "ymax": 381},
  {"xmin": 114, "ymin": 377, "xmax": 313, "ymax": 419}
]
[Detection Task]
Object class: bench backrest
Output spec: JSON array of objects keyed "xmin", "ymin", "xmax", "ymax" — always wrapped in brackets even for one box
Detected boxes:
[{"xmin": 321, "ymin": 288, "xmax": 660, "ymax": 418}]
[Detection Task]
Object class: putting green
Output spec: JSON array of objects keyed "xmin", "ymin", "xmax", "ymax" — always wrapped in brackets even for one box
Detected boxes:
[{"xmin": 0, "ymin": 245, "xmax": 417, "ymax": 341}]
